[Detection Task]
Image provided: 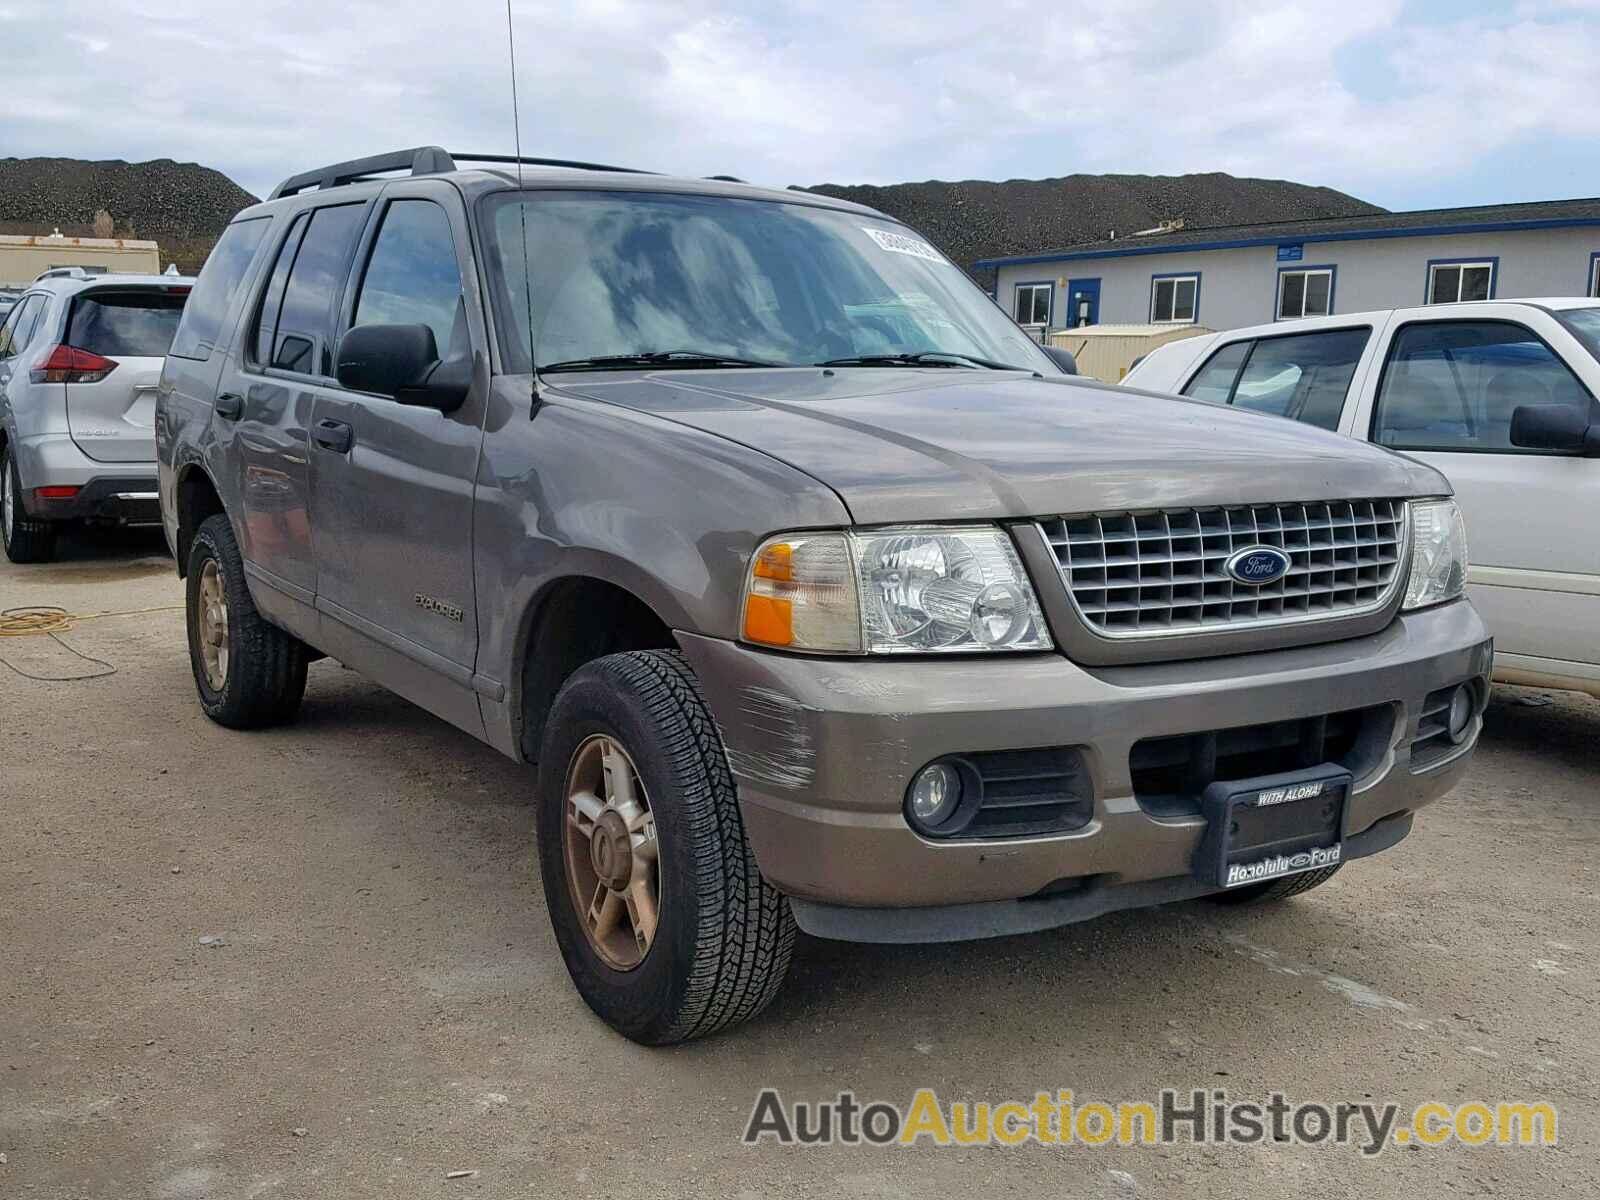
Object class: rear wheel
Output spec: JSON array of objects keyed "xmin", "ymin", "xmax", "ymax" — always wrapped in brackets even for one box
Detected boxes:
[
  {"xmin": 1, "ymin": 445, "xmax": 57, "ymax": 564},
  {"xmin": 537, "ymin": 649, "xmax": 795, "ymax": 1044},
  {"xmin": 1209, "ymin": 864, "xmax": 1343, "ymax": 906},
  {"xmin": 185, "ymin": 513, "xmax": 308, "ymax": 728}
]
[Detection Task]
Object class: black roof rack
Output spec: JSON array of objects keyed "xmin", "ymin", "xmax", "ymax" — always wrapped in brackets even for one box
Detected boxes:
[{"xmin": 267, "ymin": 146, "xmax": 658, "ymax": 199}]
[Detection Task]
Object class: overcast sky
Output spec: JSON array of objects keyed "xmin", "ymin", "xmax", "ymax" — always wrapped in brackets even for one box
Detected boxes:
[{"xmin": 3, "ymin": 0, "xmax": 1595, "ymax": 210}]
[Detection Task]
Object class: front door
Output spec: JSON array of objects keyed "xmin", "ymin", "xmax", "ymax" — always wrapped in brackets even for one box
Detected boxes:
[
  {"xmin": 1066, "ymin": 278, "xmax": 1101, "ymax": 328},
  {"xmin": 306, "ymin": 182, "xmax": 487, "ymax": 697},
  {"xmin": 1361, "ymin": 311, "xmax": 1600, "ymax": 675}
]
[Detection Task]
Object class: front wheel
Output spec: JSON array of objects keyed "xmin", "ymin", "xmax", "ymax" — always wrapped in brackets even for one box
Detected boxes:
[{"xmin": 537, "ymin": 650, "xmax": 795, "ymax": 1044}]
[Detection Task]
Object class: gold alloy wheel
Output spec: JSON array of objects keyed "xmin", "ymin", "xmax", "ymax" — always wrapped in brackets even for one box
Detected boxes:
[
  {"xmin": 562, "ymin": 734, "xmax": 661, "ymax": 971},
  {"xmin": 197, "ymin": 559, "xmax": 230, "ymax": 692}
]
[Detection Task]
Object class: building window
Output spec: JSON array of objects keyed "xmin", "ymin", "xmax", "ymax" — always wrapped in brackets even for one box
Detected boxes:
[
  {"xmin": 1277, "ymin": 267, "xmax": 1334, "ymax": 320},
  {"xmin": 1150, "ymin": 274, "xmax": 1199, "ymax": 324},
  {"xmin": 1014, "ymin": 282, "xmax": 1052, "ymax": 326},
  {"xmin": 1590, "ymin": 253, "xmax": 1600, "ymax": 298},
  {"xmin": 1427, "ymin": 260, "xmax": 1495, "ymax": 304}
]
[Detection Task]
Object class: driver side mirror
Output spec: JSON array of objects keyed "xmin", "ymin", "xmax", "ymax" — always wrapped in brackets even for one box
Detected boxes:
[
  {"xmin": 1510, "ymin": 404, "xmax": 1600, "ymax": 455},
  {"xmin": 1043, "ymin": 346, "xmax": 1078, "ymax": 376},
  {"xmin": 336, "ymin": 323, "xmax": 469, "ymax": 413}
]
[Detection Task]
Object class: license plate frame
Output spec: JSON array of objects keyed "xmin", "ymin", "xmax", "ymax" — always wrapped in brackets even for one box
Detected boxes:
[{"xmin": 1193, "ymin": 764, "xmax": 1352, "ymax": 889}]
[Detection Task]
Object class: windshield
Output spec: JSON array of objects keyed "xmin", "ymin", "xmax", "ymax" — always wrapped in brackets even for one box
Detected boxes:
[
  {"xmin": 480, "ymin": 190, "xmax": 1053, "ymax": 374},
  {"xmin": 1554, "ymin": 305, "xmax": 1600, "ymax": 363}
]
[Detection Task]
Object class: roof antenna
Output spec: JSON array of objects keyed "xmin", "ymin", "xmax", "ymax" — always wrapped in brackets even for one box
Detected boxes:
[{"xmin": 505, "ymin": 0, "xmax": 541, "ymax": 416}]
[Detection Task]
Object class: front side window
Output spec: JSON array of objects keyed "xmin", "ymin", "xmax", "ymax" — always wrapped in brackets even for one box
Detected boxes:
[
  {"xmin": 1374, "ymin": 320, "xmax": 1597, "ymax": 453},
  {"xmin": 479, "ymin": 191, "xmax": 1054, "ymax": 374},
  {"xmin": 1427, "ymin": 261, "xmax": 1494, "ymax": 305},
  {"xmin": 67, "ymin": 292, "xmax": 186, "ymax": 358},
  {"xmin": 267, "ymin": 203, "xmax": 367, "ymax": 376},
  {"xmin": 170, "ymin": 217, "xmax": 271, "ymax": 361},
  {"xmin": 352, "ymin": 200, "xmax": 464, "ymax": 357},
  {"xmin": 1150, "ymin": 275, "xmax": 1198, "ymax": 324},
  {"xmin": 1014, "ymin": 283, "xmax": 1051, "ymax": 326},
  {"xmin": 1277, "ymin": 268, "xmax": 1333, "ymax": 320}
]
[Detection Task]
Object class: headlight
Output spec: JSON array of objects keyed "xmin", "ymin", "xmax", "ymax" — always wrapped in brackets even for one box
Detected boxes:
[
  {"xmin": 741, "ymin": 526, "xmax": 1052, "ymax": 654},
  {"xmin": 1403, "ymin": 500, "xmax": 1468, "ymax": 610}
]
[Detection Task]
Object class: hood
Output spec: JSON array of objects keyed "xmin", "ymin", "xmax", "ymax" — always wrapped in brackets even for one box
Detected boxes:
[{"xmin": 555, "ymin": 369, "xmax": 1448, "ymax": 525}]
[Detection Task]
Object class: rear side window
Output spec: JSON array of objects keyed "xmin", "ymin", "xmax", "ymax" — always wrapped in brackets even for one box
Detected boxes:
[
  {"xmin": 67, "ymin": 293, "xmax": 186, "ymax": 358},
  {"xmin": 170, "ymin": 217, "xmax": 271, "ymax": 361},
  {"xmin": 1183, "ymin": 329, "xmax": 1368, "ymax": 431},
  {"xmin": 1182, "ymin": 341, "xmax": 1249, "ymax": 404},
  {"xmin": 1373, "ymin": 321, "xmax": 1598, "ymax": 453},
  {"xmin": 1229, "ymin": 329, "xmax": 1367, "ymax": 431},
  {"xmin": 0, "ymin": 295, "xmax": 41, "ymax": 358},
  {"xmin": 351, "ymin": 200, "xmax": 464, "ymax": 357},
  {"xmin": 265, "ymin": 203, "xmax": 367, "ymax": 377}
]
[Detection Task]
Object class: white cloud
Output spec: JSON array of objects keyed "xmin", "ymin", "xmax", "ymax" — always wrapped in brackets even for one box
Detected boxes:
[{"xmin": 0, "ymin": 0, "xmax": 1594, "ymax": 205}]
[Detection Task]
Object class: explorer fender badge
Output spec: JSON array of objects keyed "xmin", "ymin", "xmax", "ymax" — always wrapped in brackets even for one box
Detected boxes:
[
  {"xmin": 414, "ymin": 592, "xmax": 464, "ymax": 623},
  {"xmin": 1224, "ymin": 545, "xmax": 1293, "ymax": 587}
]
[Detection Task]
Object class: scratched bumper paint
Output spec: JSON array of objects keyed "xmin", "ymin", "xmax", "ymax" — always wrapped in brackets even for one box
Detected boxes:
[{"xmin": 675, "ymin": 598, "xmax": 1492, "ymax": 910}]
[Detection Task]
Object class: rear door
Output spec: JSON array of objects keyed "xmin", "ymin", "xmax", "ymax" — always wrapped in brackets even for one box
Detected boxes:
[
  {"xmin": 61, "ymin": 286, "xmax": 189, "ymax": 463},
  {"xmin": 306, "ymin": 180, "xmax": 486, "ymax": 684},
  {"xmin": 1355, "ymin": 311, "xmax": 1600, "ymax": 670},
  {"xmin": 229, "ymin": 201, "xmax": 370, "ymax": 604}
]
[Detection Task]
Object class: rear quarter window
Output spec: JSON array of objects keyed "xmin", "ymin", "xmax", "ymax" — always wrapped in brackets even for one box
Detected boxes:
[
  {"xmin": 68, "ymin": 293, "xmax": 186, "ymax": 358},
  {"xmin": 169, "ymin": 217, "xmax": 272, "ymax": 361}
]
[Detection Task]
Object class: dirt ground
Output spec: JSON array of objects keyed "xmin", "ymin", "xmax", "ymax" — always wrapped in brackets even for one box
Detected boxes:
[{"xmin": 3, "ymin": 529, "xmax": 1597, "ymax": 1199}]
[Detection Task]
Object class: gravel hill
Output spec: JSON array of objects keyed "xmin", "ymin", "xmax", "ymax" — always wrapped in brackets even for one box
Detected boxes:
[
  {"xmin": 0, "ymin": 157, "xmax": 259, "ymax": 272},
  {"xmin": 0, "ymin": 157, "xmax": 1381, "ymax": 284},
  {"xmin": 803, "ymin": 172, "xmax": 1385, "ymax": 286}
]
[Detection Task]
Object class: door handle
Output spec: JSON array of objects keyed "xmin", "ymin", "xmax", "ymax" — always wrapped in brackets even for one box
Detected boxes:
[
  {"xmin": 215, "ymin": 392, "xmax": 244, "ymax": 420},
  {"xmin": 312, "ymin": 418, "xmax": 354, "ymax": 454}
]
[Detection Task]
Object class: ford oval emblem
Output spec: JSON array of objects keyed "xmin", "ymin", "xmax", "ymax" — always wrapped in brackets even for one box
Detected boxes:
[{"xmin": 1225, "ymin": 545, "xmax": 1293, "ymax": 586}]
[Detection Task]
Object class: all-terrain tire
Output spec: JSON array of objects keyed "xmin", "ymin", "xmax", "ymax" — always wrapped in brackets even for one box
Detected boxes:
[
  {"xmin": 537, "ymin": 649, "xmax": 795, "ymax": 1044},
  {"xmin": 1, "ymin": 444, "xmax": 58, "ymax": 564},
  {"xmin": 186, "ymin": 513, "xmax": 308, "ymax": 728},
  {"xmin": 1209, "ymin": 864, "xmax": 1343, "ymax": 907}
]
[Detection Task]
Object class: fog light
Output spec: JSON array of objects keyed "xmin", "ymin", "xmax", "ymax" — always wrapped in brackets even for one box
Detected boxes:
[
  {"xmin": 1447, "ymin": 684, "xmax": 1477, "ymax": 744},
  {"xmin": 908, "ymin": 762, "xmax": 961, "ymax": 829}
]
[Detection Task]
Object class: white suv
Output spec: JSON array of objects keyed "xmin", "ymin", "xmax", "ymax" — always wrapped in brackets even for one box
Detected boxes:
[
  {"xmin": 1124, "ymin": 300, "xmax": 1600, "ymax": 698},
  {"xmin": 0, "ymin": 268, "xmax": 194, "ymax": 562}
]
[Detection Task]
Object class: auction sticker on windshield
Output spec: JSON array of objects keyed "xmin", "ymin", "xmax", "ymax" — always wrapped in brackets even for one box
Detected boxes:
[{"xmin": 862, "ymin": 226, "xmax": 948, "ymax": 265}]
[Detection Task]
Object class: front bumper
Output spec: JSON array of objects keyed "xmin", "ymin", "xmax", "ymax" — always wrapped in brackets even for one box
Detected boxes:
[
  {"xmin": 677, "ymin": 598, "xmax": 1492, "ymax": 936},
  {"xmin": 14, "ymin": 433, "xmax": 159, "ymax": 524}
]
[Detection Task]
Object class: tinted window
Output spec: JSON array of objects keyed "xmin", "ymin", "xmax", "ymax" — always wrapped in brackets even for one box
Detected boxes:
[
  {"xmin": 352, "ymin": 200, "xmax": 464, "ymax": 355},
  {"xmin": 67, "ymin": 293, "xmax": 186, "ymax": 358},
  {"xmin": 270, "ymin": 203, "xmax": 366, "ymax": 376},
  {"xmin": 1555, "ymin": 306, "xmax": 1600, "ymax": 364},
  {"xmin": 170, "ymin": 217, "xmax": 270, "ymax": 361},
  {"xmin": 1182, "ymin": 340, "xmax": 1249, "ymax": 404},
  {"xmin": 1374, "ymin": 321, "xmax": 1598, "ymax": 453},
  {"xmin": 1230, "ymin": 329, "xmax": 1367, "ymax": 431},
  {"xmin": 252, "ymin": 212, "xmax": 309, "ymax": 366}
]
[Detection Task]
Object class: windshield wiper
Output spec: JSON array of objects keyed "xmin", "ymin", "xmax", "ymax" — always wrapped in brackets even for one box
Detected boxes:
[
  {"xmin": 816, "ymin": 351, "xmax": 1022, "ymax": 371},
  {"xmin": 538, "ymin": 350, "xmax": 790, "ymax": 372}
]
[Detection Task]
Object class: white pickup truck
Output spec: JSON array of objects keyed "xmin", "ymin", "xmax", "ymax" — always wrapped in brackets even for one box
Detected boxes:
[{"xmin": 1125, "ymin": 299, "xmax": 1600, "ymax": 698}]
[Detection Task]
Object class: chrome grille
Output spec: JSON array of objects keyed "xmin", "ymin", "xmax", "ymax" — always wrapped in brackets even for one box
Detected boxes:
[{"xmin": 1041, "ymin": 499, "xmax": 1407, "ymax": 637}]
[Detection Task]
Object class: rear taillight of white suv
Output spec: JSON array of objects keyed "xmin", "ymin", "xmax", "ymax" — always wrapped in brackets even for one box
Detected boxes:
[{"xmin": 30, "ymin": 344, "xmax": 118, "ymax": 384}]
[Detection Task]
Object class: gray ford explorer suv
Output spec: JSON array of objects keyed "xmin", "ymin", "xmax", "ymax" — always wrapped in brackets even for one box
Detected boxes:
[{"xmin": 157, "ymin": 147, "xmax": 1493, "ymax": 1044}]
